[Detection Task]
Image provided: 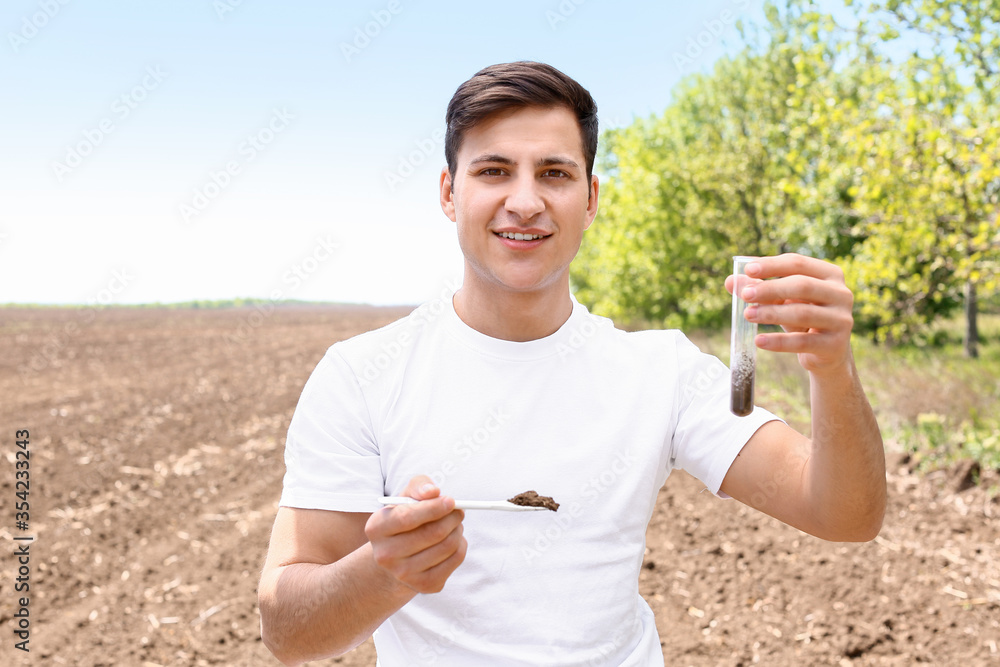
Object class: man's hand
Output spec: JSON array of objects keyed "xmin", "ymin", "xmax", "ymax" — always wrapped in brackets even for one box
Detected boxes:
[
  {"xmin": 725, "ymin": 253, "xmax": 854, "ymax": 375},
  {"xmin": 721, "ymin": 253, "xmax": 885, "ymax": 542},
  {"xmin": 365, "ymin": 476, "xmax": 468, "ymax": 594}
]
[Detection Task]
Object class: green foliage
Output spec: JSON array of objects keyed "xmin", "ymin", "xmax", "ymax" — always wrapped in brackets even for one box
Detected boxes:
[
  {"xmin": 574, "ymin": 0, "xmax": 1000, "ymax": 346},
  {"xmin": 576, "ymin": 0, "xmax": 866, "ymax": 328},
  {"xmin": 842, "ymin": 0, "xmax": 1000, "ymax": 343},
  {"xmin": 693, "ymin": 315, "xmax": 1000, "ymax": 474},
  {"xmin": 896, "ymin": 412, "xmax": 1000, "ymax": 472},
  {"xmin": 850, "ymin": 314, "xmax": 1000, "ymax": 471}
]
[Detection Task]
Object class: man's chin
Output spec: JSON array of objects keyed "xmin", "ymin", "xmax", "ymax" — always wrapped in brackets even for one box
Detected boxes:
[
  {"xmin": 490, "ymin": 273, "xmax": 566, "ymax": 296},
  {"xmin": 463, "ymin": 259, "xmax": 570, "ymax": 296}
]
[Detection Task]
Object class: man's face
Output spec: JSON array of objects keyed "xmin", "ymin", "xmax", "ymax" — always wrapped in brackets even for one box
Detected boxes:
[{"xmin": 440, "ymin": 105, "xmax": 599, "ymax": 297}]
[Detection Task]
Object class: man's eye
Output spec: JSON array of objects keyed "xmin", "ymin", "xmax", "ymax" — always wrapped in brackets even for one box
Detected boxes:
[
  {"xmin": 480, "ymin": 168, "xmax": 505, "ymax": 176},
  {"xmin": 542, "ymin": 169, "xmax": 568, "ymax": 178}
]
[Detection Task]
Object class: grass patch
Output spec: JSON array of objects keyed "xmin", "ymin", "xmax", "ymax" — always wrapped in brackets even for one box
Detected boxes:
[
  {"xmin": 894, "ymin": 413, "xmax": 1000, "ymax": 475},
  {"xmin": 854, "ymin": 317, "xmax": 1000, "ymax": 474},
  {"xmin": 685, "ymin": 316, "xmax": 1000, "ymax": 477}
]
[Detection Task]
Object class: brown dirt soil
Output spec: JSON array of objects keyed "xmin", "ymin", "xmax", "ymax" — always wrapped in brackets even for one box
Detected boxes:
[{"xmin": 1, "ymin": 306, "xmax": 998, "ymax": 666}]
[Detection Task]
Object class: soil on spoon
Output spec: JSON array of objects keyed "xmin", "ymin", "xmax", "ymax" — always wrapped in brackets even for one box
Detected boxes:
[{"xmin": 508, "ymin": 490, "xmax": 559, "ymax": 511}]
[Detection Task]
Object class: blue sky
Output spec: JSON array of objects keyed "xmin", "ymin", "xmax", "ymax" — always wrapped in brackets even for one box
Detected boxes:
[{"xmin": 2, "ymin": 0, "xmax": 806, "ymax": 306}]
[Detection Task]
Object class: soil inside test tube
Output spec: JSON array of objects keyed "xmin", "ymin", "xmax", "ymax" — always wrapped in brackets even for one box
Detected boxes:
[{"xmin": 730, "ymin": 353, "xmax": 755, "ymax": 417}]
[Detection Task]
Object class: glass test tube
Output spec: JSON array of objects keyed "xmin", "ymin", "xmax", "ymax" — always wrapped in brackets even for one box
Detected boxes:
[{"xmin": 730, "ymin": 256, "xmax": 757, "ymax": 417}]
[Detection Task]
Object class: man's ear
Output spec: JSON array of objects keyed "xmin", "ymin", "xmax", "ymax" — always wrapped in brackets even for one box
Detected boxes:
[
  {"xmin": 440, "ymin": 167, "xmax": 457, "ymax": 222},
  {"xmin": 583, "ymin": 174, "xmax": 599, "ymax": 231}
]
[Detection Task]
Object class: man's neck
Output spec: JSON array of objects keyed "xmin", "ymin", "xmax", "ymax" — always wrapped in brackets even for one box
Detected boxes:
[{"xmin": 452, "ymin": 282, "xmax": 573, "ymax": 342}]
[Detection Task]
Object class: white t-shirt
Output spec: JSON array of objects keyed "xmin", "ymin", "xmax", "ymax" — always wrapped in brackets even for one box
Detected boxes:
[{"xmin": 280, "ymin": 292, "xmax": 778, "ymax": 666}]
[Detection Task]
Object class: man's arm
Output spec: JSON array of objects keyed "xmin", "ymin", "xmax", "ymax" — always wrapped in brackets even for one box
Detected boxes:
[
  {"xmin": 719, "ymin": 253, "xmax": 886, "ymax": 542},
  {"xmin": 258, "ymin": 478, "xmax": 467, "ymax": 666}
]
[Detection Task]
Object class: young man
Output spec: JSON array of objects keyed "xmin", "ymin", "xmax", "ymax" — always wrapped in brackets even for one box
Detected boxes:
[{"xmin": 258, "ymin": 62, "xmax": 886, "ymax": 666}]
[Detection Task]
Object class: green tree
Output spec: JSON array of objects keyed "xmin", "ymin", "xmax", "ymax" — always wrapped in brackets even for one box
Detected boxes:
[
  {"xmin": 844, "ymin": 0, "xmax": 1000, "ymax": 354},
  {"xmin": 574, "ymin": 1, "xmax": 865, "ymax": 327}
]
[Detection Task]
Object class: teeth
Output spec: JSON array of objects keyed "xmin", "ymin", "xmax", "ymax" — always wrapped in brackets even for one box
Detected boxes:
[{"xmin": 498, "ymin": 232, "xmax": 544, "ymax": 241}]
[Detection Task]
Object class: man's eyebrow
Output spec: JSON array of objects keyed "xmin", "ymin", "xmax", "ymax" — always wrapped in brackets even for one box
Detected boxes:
[
  {"xmin": 467, "ymin": 154, "xmax": 581, "ymax": 169},
  {"xmin": 468, "ymin": 154, "xmax": 515, "ymax": 167},
  {"xmin": 536, "ymin": 156, "xmax": 581, "ymax": 170}
]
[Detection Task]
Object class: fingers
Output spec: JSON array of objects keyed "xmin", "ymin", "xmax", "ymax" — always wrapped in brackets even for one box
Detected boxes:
[
  {"xmin": 736, "ymin": 255, "xmax": 852, "ymax": 332},
  {"xmin": 754, "ymin": 330, "xmax": 846, "ymax": 354},
  {"xmin": 402, "ymin": 474, "xmax": 439, "ymax": 501},
  {"xmin": 745, "ymin": 252, "xmax": 846, "ymax": 282},
  {"xmin": 368, "ymin": 508, "xmax": 467, "ymax": 594},
  {"xmin": 365, "ymin": 476, "xmax": 467, "ymax": 594},
  {"xmin": 390, "ymin": 524, "xmax": 467, "ymax": 593},
  {"xmin": 745, "ymin": 301, "xmax": 853, "ymax": 333},
  {"xmin": 371, "ymin": 502, "xmax": 465, "ymax": 551},
  {"xmin": 741, "ymin": 273, "xmax": 852, "ymax": 310},
  {"xmin": 419, "ymin": 538, "xmax": 468, "ymax": 593},
  {"xmin": 729, "ymin": 253, "xmax": 856, "ymax": 373},
  {"xmin": 369, "ymin": 496, "xmax": 460, "ymax": 536},
  {"xmin": 369, "ymin": 510, "xmax": 465, "ymax": 569},
  {"xmin": 725, "ymin": 273, "xmax": 763, "ymax": 297}
]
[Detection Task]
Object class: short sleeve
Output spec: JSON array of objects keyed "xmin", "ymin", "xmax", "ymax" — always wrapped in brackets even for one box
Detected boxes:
[
  {"xmin": 279, "ymin": 347, "xmax": 384, "ymax": 512},
  {"xmin": 669, "ymin": 334, "xmax": 781, "ymax": 496}
]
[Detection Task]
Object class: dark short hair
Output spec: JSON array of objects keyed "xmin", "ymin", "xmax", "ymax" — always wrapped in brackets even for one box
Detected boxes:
[{"xmin": 445, "ymin": 61, "xmax": 599, "ymax": 182}]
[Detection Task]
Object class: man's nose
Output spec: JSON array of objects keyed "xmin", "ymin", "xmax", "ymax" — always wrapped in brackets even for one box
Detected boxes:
[{"xmin": 504, "ymin": 174, "xmax": 545, "ymax": 220}]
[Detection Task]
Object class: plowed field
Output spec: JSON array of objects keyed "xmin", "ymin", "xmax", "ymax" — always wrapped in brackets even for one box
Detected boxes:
[{"xmin": 2, "ymin": 307, "xmax": 998, "ymax": 666}]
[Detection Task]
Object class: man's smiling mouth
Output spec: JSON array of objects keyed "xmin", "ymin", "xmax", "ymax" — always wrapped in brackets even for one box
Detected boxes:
[{"xmin": 495, "ymin": 231, "xmax": 548, "ymax": 241}]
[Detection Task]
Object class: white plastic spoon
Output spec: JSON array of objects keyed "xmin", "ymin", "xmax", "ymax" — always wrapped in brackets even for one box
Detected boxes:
[{"xmin": 377, "ymin": 497, "xmax": 549, "ymax": 511}]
